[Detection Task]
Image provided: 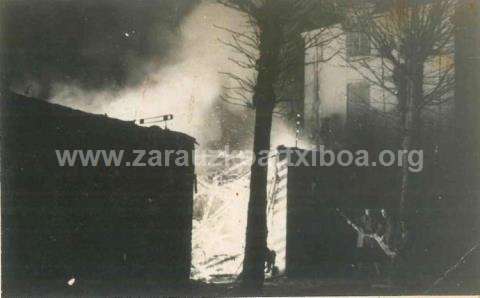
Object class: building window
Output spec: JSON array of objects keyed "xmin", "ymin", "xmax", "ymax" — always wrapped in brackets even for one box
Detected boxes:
[
  {"xmin": 346, "ymin": 31, "xmax": 370, "ymax": 58},
  {"xmin": 346, "ymin": 81, "xmax": 370, "ymax": 132}
]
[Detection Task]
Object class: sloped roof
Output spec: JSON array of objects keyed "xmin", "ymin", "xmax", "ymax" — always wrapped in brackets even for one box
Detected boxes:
[{"xmin": 1, "ymin": 90, "xmax": 197, "ymax": 147}]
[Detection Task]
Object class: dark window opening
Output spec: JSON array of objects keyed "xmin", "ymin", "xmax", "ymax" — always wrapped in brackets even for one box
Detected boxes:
[
  {"xmin": 346, "ymin": 81, "xmax": 371, "ymax": 146},
  {"xmin": 346, "ymin": 31, "xmax": 371, "ymax": 58}
]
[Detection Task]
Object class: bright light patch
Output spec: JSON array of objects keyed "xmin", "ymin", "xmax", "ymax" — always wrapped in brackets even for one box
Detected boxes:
[{"xmin": 191, "ymin": 151, "xmax": 287, "ymax": 283}]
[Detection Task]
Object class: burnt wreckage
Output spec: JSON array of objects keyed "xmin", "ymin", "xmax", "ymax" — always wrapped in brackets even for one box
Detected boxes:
[{"xmin": 1, "ymin": 91, "xmax": 196, "ymax": 290}]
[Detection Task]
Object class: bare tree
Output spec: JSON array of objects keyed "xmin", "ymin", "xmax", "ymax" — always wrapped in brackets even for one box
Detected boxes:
[
  {"xmin": 217, "ymin": 0, "xmax": 342, "ymax": 291},
  {"xmin": 340, "ymin": 0, "xmax": 456, "ymax": 226}
]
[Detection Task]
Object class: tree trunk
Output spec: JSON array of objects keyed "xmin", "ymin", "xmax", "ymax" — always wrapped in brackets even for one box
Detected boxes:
[
  {"xmin": 241, "ymin": 10, "xmax": 281, "ymax": 292},
  {"xmin": 398, "ymin": 61, "xmax": 423, "ymax": 224},
  {"xmin": 398, "ymin": 104, "xmax": 414, "ymax": 219},
  {"xmin": 242, "ymin": 98, "xmax": 274, "ymax": 291}
]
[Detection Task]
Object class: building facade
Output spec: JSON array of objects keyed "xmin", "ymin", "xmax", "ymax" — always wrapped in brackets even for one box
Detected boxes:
[{"xmin": 302, "ymin": 7, "xmax": 455, "ymax": 149}]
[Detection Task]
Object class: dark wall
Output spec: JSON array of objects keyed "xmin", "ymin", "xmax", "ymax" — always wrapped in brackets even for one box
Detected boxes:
[
  {"xmin": 283, "ymin": 149, "xmax": 399, "ymax": 278},
  {"xmin": 282, "ymin": 148, "xmax": 480, "ymax": 290},
  {"xmin": 1, "ymin": 91, "xmax": 195, "ymax": 291},
  {"xmin": 454, "ymin": 0, "xmax": 480, "ymax": 198},
  {"xmin": 285, "ymin": 164, "xmax": 357, "ymax": 278}
]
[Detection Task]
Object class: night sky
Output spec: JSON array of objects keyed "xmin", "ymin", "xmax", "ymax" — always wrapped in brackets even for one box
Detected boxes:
[{"xmin": 0, "ymin": 0, "xmax": 199, "ymax": 98}]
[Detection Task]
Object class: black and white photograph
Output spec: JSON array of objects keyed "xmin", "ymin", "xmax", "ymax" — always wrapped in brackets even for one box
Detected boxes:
[{"xmin": 1, "ymin": 0, "xmax": 479, "ymax": 296}]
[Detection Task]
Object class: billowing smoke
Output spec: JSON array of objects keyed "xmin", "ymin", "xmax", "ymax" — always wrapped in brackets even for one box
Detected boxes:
[
  {"xmin": 48, "ymin": 2, "xmax": 252, "ymax": 147},
  {"xmin": 1, "ymin": 0, "xmax": 198, "ymax": 98},
  {"xmin": 3, "ymin": 0, "xmax": 299, "ymax": 149}
]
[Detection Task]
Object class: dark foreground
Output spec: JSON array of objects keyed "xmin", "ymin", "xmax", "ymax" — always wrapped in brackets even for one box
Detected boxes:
[{"xmin": 5, "ymin": 276, "xmax": 479, "ymax": 297}]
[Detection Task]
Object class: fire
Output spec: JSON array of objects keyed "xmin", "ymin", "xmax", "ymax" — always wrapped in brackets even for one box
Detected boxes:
[
  {"xmin": 191, "ymin": 150, "xmax": 287, "ymax": 283},
  {"xmin": 191, "ymin": 150, "xmax": 251, "ymax": 282}
]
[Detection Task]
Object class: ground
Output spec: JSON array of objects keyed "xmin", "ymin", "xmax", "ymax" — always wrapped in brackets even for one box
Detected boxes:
[{"xmin": 5, "ymin": 275, "xmax": 478, "ymax": 297}]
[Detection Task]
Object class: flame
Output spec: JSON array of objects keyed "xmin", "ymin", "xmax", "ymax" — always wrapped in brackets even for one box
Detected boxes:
[{"xmin": 191, "ymin": 150, "xmax": 287, "ymax": 283}]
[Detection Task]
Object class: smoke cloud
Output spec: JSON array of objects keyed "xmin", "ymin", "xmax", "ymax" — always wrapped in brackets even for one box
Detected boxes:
[
  {"xmin": 1, "ymin": 0, "xmax": 198, "ymax": 97},
  {"xmin": 3, "ymin": 0, "xmax": 301, "ymax": 149},
  {"xmin": 49, "ymin": 2, "xmax": 250, "ymax": 146}
]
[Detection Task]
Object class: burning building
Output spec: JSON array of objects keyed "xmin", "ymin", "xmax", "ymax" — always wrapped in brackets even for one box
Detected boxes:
[{"xmin": 1, "ymin": 91, "xmax": 196, "ymax": 293}]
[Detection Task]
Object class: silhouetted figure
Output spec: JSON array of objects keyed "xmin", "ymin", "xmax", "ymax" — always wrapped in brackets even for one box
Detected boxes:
[
  {"xmin": 375, "ymin": 209, "xmax": 394, "ymax": 283},
  {"xmin": 356, "ymin": 209, "xmax": 378, "ymax": 278},
  {"xmin": 358, "ymin": 209, "xmax": 375, "ymax": 248},
  {"xmin": 265, "ymin": 248, "xmax": 276, "ymax": 273},
  {"xmin": 376, "ymin": 209, "xmax": 393, "ymax": 248}
]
